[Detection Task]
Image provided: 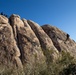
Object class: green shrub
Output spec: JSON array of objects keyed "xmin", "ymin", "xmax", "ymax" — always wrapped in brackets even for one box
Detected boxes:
[
  {"xmin": 60, "ymin": 63, "xmax": 76, "ymax": 75},
  {"xmin": 39, "ymin": 51, "xmax": 76, "ymax": 75},
  {"xmin": 0, "ymin": 50, "xmax": 75, "ymax": 75}
]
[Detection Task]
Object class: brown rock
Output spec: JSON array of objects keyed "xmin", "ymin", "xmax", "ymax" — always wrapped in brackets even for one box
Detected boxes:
[
  {"xmin": 9, "ymin": 15, "xmax": 46, "ymax": 74},
  {"xmin": 9, "ymin": 14, "xmax": 24, "ymax": 39},
  {"xmin": 42, "ymin": 25, "xmax": 76, "ymax": 58},
  {"xmin": 1, "ymin": 13, "xmax": 76, "ymax": 75},
  {"xmin": 0, "ymin": 15, "xmax": 8, "ymax": 24},
  {"xmin": 0, "ymin": 23, "xmax": 24, "ymax": 75},
  {"xmin": 27, "ymin": 20, "xmax": 59, "ymax": 62},
  {"xmin": 9, "ymin": 14, "xmax": 24, "ymax": 27}
]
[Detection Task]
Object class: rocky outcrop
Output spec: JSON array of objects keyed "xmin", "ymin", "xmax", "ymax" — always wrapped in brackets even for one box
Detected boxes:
[
  {"xmin": 9, "ymin": 14, "xmax": 24, "ymax": 39},
  {"xmin": 0, "ymin": 14, "xmax": 76, "ymax": 75},
  {"xmin": 9, "ymin": 15, "xmax": 46, "ymax": 74},
  {"xmin": 42, "ymin": 25, "xmax": 76, "ymax": 58},
  {"xmin": 0, "ymin": 15, "xmax": 8, "ymax": 24},
  {"xmin": 27, "ymin": 20, "xmax": 59, "ymax": 62},
  {"xmin": 0, "ymin": 15, "xmax": 24, "ymax": 75}
]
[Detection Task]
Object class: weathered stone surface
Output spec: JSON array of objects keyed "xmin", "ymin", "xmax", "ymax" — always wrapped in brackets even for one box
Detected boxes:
[
  {"xmin": 1, "ymin": 14, "xmax": 76, "ymax": 75},
  {"xmin": 0, "ymin": 15, "xmax": 8, "ymax": 24},
  {"xmin": 0, "ymin": 23, "xmax": 24, "ymax": 75},
  {"xmin": 42, "ymin": 25, "xmax": 76, "ymax": 58},
  {"xmin": 27, "ymin": 20, "xmax": 59, "ymax": 62},
  {"xmin": 9, "ymin": 14, "xmax": 24, "ymax": 39},
  {"xmin": 9, "ymin": 14, "xmax": 24, "ymax": 27},
  {"xmin": 9, "ymin": 15, "xmax": 46, "ymax": 74},
  {"xmin": 22, "ymin": 19, "xmax": 46, "ymax": 66}
]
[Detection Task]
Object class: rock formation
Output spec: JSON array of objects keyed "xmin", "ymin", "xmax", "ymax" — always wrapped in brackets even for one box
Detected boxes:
[
  {"xmin": 27, "ymin": 20, "xmax": 59, "ymax": 62},
  {"xmin": 0, "ymin": 15, "xmax": 24, "ymax": 75},
  {"xmin": 0, "ymin": 14, "xmax": 76, "ymax": 75},
  {"xmin": 42, "ymin": 25, "xmax": 76, "ymax": 58},
  {"xmin": 9, "ymin": 15, "xmax": 46, "ymax": 75}
]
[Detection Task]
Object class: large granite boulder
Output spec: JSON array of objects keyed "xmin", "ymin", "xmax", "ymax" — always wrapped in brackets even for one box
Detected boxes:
[
  {"xmin": 0, "ymin": 15, "xmax": 24, "ymax": 75},
  {"xmin": 27, "ymin": 20, "xmax": 59, "ymax": 63},
  {"xmin": 9, "ymin": 15, "xmax": 46, "ymax": 74},
  {"xmin": 0, "ymin": 14, "xmax": 76, "ymax": 75},
  {"xmin": 0, "ymin": 15, "xmax": 8, "ymax": 24},
  {"xmin": 42, "ymin": 25, "xmax": 76, "ymax": 58}
]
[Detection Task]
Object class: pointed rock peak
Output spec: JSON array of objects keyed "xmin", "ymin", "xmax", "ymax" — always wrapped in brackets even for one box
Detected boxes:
[
  {"xmin": 10, "ymin": 14, "xmax": 20, "ymax": 19},
  {"xmin": 9, "ymin": 14, "xmax": 24, "ymax": 28},
  {"xmin": 0, "ymin": 15, "xmax": 8, "ymax": 24}
]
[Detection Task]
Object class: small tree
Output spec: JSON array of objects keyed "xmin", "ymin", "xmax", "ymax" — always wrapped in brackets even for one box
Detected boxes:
[
  {"xmin": 0, "ymin": 12, "xmax": 3, "ymax": 15},
  {"xmin": 0, "ymin": 12, "xmax": 8, "ymax": 18},
  {"xmin": 60, "ymin": 63, "xmax": 76, "ymax": 75}
]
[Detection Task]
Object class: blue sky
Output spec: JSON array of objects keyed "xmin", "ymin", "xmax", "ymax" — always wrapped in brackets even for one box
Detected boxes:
[{"xmin": 0, "ymin": 0, "xmax": 76, "ymax": 41}]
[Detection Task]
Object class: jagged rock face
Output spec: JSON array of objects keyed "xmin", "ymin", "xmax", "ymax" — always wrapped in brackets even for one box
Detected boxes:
[
  {"xmin": 0, "ymin": 15, "xmax": 8, "ymax": 24},
  {"xmin": 9, "ymin": 15, "xmax": 46, "ymax": 74},
  {"xmin": 42, "ymin": 25, "xmax": 76, "ymax": 58},
  {"xmin": 0, "ymin": 15, "xmax": 24, "ymax": 75},
  {"xmin": 27, "ymin": 20, "xmax": 59, "ymax": 62},
  {"xmin": 0, "ymin": 14, "xmax": 76, "ymax": 75},
  {"xmin": 9, "ymin": 14, "xmax": 24, "ymax": 39}
]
